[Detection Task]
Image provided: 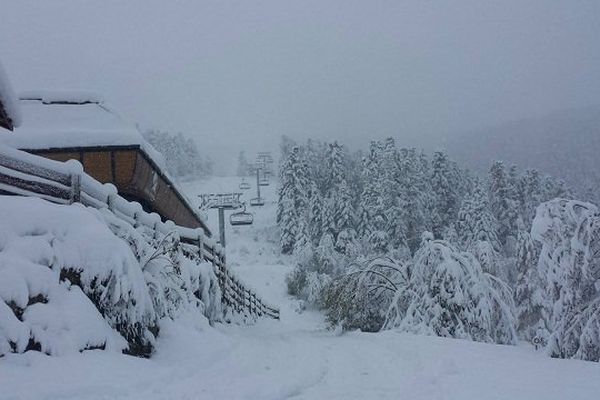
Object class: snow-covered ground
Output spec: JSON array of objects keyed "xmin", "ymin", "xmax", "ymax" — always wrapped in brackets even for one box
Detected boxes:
[{"xmin": 2, "ymin": 176, "xmax": 600, "ymax": 400}]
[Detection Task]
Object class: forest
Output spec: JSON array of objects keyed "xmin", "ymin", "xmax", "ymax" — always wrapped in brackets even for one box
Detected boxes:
[
  {"xmin": 143, "ymin": 130, "xmax": 213, "ymax": 180},
  {"xmin": 277, "ymin": 136, "xmax": 600, "ymax": 361}
]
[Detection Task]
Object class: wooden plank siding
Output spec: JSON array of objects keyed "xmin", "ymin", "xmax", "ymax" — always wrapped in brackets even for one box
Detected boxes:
[
  {"xmin": 24, "ymin": 145, "xmax": 210, "ymax": 236},
  {"xmin": 82, "ymin": 151, "xmax": 112, "ymax": 182}
]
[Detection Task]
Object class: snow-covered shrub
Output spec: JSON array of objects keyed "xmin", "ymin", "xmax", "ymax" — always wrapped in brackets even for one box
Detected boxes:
[
  {"xmin": 0, "ymin": 197, "xmax": 152, "ymax": 356},
  {"xmin": 0, "ymin": 196, "xmax": 223, "ymax": 357},
  {"xmin": 0, "ymin": 257, "xmax": 128, "ymax": 356},
  {"xmin": 532, "ymin": 199, "xmax": 600, "ymax": 361},
  {"xmin": 384, "ymin": 232, "xmax": 516, "ymax": 344},
  {"xmin": 324, "ymin": 257, "xmax": 410, "ymax": 332},
  {"xmin": 286, "ymin": 239, "xmax": 341, "ymax": 306}
]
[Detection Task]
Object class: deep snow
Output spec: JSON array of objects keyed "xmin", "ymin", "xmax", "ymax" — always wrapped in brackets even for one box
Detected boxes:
[{"xmin": 2, "ymin": 176, "xmax": 600, "ymax": 400}]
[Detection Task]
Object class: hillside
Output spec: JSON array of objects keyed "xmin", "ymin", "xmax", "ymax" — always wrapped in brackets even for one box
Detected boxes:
[
  {"xmin": 444, "ymin": 107, "xmax": 600, "ymax": 200},
  {"xmin": 2, "ymin": 176, "xmax": 600, "ymax": 400}
]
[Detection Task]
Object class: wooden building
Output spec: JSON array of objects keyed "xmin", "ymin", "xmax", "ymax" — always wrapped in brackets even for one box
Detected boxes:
[{"xmin": 1, "ymin": 92, "xmax": 210, "ymax": 235}]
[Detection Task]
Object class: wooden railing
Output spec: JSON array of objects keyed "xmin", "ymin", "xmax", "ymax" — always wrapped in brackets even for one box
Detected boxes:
[{"xmin": 0, "ymin": 143, "xmax": 279, "ymax": 320}]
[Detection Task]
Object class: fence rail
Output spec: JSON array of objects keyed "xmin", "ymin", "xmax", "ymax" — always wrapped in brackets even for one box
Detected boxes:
[{"xmin": 0, "ymin": 143, "xmax": 279, "ymax": 320}]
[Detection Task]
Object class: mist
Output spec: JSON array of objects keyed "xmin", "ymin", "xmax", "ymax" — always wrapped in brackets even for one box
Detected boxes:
[{"xmin": 1, "ymin": 0, "xmax": 599, "ymax": 173}]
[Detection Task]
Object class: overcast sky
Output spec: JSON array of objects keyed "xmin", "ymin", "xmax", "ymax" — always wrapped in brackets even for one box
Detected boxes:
[{"xmin": 1, "ymin": 1, "xmax": 599, "ymax": 172}]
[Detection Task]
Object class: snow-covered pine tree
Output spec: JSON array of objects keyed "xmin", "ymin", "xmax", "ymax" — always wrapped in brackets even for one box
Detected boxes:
[
  {"xmin": 514, "ymin": 227, "xmax": 548, "ymax": 341},
  {"xmin": 380, "ymin": 137, "xmax": 398, "ymax": 204},
  {"xmin": 278, "ymin": 146, "xmax": 309, "ymax": 254},
  {"xmin": 321, "ymin": 195, "xmax": 337, "ymax": 238},
  {"xmin": 456, "ymin": 180, "xmax": 503, "ymax": 278},
  {"xmin": 456, "ymin": 180, "xmax": 500, "ymax": 252},
  {"xmin": 396, "ymin": 148, "xmax": 429, "ymax": 253},
  {"xmin": 335, "ymin": 228, "xmax": 359, "ymax": 257},
  {"xmin": 143, "ymin": 130, "xmax": 212, "ymax": 179},
  {"xmin": 293, "ymin": 211, "xmax": 311, "ymax": 257},
  {"xmin": 335, "ymin": 179, "xmax": 356, "ymax": 234},
  {"xmin": 307, "ymin": 181, "xmax": 324, "ymax": 244},
  {"xmin": 357, "ymin": 144, "xmax": 383, "ymax": 243},
  {"xmin": 532, "ymin": 199, "xmax": 600, "ymax": 361},
  {"xmin": 324, "ymin": 141, "xmax": 347, "ymax": 199},
  {"xmin": 430, "ymin": 151, "xmax": 460, "ymax": 238},
  {"xmin": 489, "ymin": 161, "xmax": 517, "ymax": 249},
  {"xmin": 368, "ymin": 212, "xmax": 390, "ymax": 256},
  {"xmin": 279, "ymin": 196, "xmax": 297, "ymax": 254},
  {"xmin": 385, "ymin": 232, "xmax": 516, "ymax": 344},
  {"xmin": 521, "ymin": 168, "xmax": 543, "ymax": 225},
  {"xmin": 355, "ymin": 203, "xmax": 372, "ymax": 240}
]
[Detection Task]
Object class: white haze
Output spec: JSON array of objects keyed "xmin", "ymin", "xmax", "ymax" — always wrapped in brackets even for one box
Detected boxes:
[{"xmin": 1, "ymin": 0, "xmax": 599, "ymax": 173}]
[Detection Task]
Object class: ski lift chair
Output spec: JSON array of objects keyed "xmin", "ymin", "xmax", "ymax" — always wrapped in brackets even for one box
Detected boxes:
[
  {"xmin": 230, "ymin": 205, "xmax": 254, "ymax": 226},
  {"xmin": 239, "ymin": 180, "xmax": 251, "ymax": 190},
  {"xmin": 249, "ymin": 197, "xmax": 265, "ymax": 207},
  {"xmin": 258, "ymin": 179, "xmax": 270, "ymax": 187}
]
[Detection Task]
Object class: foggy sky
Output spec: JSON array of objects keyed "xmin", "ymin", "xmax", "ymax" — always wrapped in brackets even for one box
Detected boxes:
[{"xmin": 1, "ymin": 0, "xmax": 599, "ymax": 172}]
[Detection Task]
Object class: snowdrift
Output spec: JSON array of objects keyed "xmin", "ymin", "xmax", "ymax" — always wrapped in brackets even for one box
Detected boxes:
[{"xmin": 0, "ymin": 196, "xmax": 221, "ymax": 357}]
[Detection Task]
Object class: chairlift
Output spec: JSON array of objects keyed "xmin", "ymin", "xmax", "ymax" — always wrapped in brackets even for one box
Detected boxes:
[
  {"xmin": 249, "ymin": 197, "xmax": 265, "ymax": 207},
  {"xmin": 239, "ymin": 179, "xmax": 251, "ymax": 190},
  {"xmin": 259, "ymin": 179, "xmax": 269, "ymax": 187},
  {"xmin": 229, "ymin": 205, "xmax": 254, "ymax": 226}
]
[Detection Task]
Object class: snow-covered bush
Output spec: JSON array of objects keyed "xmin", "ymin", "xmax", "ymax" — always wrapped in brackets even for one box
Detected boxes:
[
  {"xmin": 324, "ymin": 257, "xmax": 410, "ymax": 332},
  {"xmin": 532, "ymin": 199, "xmax": 600, "ymax": 361},
  {"xmin": 0, "ymin": 196, "xmax": 222, "ymax": 357},
  {"xmin": 286, "ymin": 236, "xmax": 342, "ymax": 306},
  {"xmin": 0, "ymin": 197, "xmax": 153, "ymax": 356},
  {"xmin": 384, "ymin": 233, "xmax": 516, "ymax": 345}
]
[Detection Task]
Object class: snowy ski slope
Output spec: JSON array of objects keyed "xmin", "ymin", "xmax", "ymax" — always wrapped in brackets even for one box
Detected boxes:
[{"xmin": 2, "ymin": 176, "xmax": 600, "ymax": 400}]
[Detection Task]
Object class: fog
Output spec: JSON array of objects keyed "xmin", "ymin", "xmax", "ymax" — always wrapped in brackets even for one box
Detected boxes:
[{"xmin": 1, "ymin": 0, "xmax": 599, "ymax": 173}]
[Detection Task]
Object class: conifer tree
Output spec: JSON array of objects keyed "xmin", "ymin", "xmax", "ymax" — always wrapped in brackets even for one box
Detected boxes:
[
  {"xmin": 278, "ymin": 147, "xmax": 309, "ymax": 254},
  {"xmin": 335, "ymin": 179, "xmax": 355, "ymax": 234},
  {"xmin": 307, "ymin": 181, "xmax": 324, "ymax": 244},
  {"xmin": 324, "ymin": 141, "xmax": 347, "ymax": 199},
  {"xmin": 321, "ymin": 196, "xmax": 337, "ymax": 238},
  {"xmin": 489, "ymin": 161, "xmax": 514, "ymax": 247},
  {"xmin": 521, "ymin": 169, "xmax": 543, "ymax": 225},
  {"xmin": 430, "ymin": 151, "xmax": 460, "ymax": 238},
  {"xmin": 514, "ymin": 227, "xmax": 548, "ymax": 341},
  {"xmin": 532, "ymin": 199, "xmax": 600, "ymax": 361},
  {"xmin": 386, "ymin": 233, "xmax": 516, "ymax": 344},
  {"xmin": 456, "ymin": 180, "xmax": 500, "ymax": 251}
]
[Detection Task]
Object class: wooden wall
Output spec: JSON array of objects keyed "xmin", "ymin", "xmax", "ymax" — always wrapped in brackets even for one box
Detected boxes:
[{"xmin": 29, "ymin": 146, "xmax": 209, "ymax": 235}]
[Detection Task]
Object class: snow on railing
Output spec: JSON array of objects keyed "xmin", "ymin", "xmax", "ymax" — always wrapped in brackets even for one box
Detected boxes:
[{"xmin": 0, "ymin": 143, "xmax": 279, "ymax": 321}]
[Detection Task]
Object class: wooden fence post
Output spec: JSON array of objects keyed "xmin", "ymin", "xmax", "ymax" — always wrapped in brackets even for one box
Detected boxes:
[
  {"xmin": 106, "ymin": 193, "xmax": 115, "ymax": 212},
  {"xmin": 197, "ymin": 232, "xmax": 204, "ymax": 261},
  {"xmin": 153, "ymin": 222, "xmax": 159, "ymax": 240},
  {"xmin": 69, "ymin": 173, "xmax": 81, "ymax": 204}
]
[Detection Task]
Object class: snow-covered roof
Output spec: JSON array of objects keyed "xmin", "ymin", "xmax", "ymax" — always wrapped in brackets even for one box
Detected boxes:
[
  {"xmin": 0, "ymin": 62, "xmax": 22, "ymax": 129},
  {"xmin": 20, "ymin": 90, "xmax": 104, "ymax": 105},
  {"xmin": 0, "ymin": 92, "xmax": 165, "ymax": 169},
  {"xmin": 0, "ymin": 92, "xmax": 208, "ymax": 232}
]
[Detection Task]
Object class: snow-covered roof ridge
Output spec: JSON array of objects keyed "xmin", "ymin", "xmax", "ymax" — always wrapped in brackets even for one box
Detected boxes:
[
  {"xmin": 0, "ymin": 96, "xmax": 163, "ymax": 163},
  {"xmin": 0, "ymin": 62, "xmax": 22, "ymax": 128},
  {"xmin": 19, "ymin": 90, "xmax": 103, "ymax": 105}
]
